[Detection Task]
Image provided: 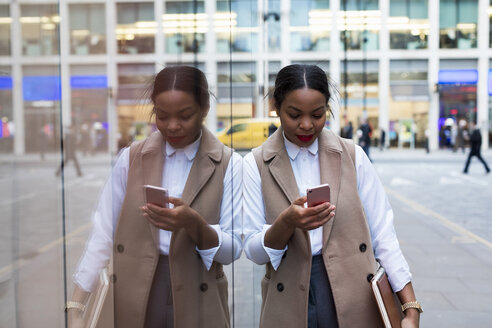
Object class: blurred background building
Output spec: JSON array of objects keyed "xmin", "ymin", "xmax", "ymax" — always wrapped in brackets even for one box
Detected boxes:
[{"xmin": 0, "ymin": 0, "xmax": 491, "ymax": 154}]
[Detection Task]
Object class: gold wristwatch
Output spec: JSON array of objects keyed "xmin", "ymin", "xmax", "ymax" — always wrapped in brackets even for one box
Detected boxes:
[{"xmin": 401, "ymin": 301, "xmax": 423, "ymax": 313}]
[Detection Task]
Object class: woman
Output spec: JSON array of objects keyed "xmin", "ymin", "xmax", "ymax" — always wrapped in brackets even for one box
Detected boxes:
[
  {"xmin": 243, "ymin": 64, "xmax": 421, "ymax": 328},
  {"xmin": 67, "ymin": 66, "xmax": 242, "ymax": 328}
]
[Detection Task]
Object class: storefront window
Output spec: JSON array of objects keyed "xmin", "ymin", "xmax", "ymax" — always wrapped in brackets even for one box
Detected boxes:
[
  {"xmin": 69, "ymin": 4, "xmax": 106, "ymax": 55},
  {"xmin": 22, "ymin": 65, "xmax": 61, "ymax": 153},
  {"xmin": 440, "ymin": 0, "xmax": 478, "ymax": 49},
  {"xmin": 290, "ymin": 0, "xmax": 330, "ymax": 52},
  {"xmin": 216, "ymin": 0, "xmax": 258, "ymax": 53},
  {"xmin": 164, "ymin": 1, "xmax": 206, "ymax": 54},
  {"xmin": 339, "ymin": 0, "xmax": 379, "ymax": 51},
  {"xmin": 389, "ymin": 0, "xmax": 428, "ymax": 49},
  {"xmin": 117, "ymin": 64, "xmax": 155, "ymax": 149},
  {"xmin": 71, "ymin": 65, "xmax": 109, "ymax": 153},
  {"xmin": 116, "ymin": 2, "xmax": 155, "ymax": 54},
  {"xmin": 0, "ymin": 5, "xmax": 10, "ymax": 56},
  {"xmin": 0, "ymin": 66, "xmax": 13, "ymax": 152},
  {"xmin": 21, "ymin": 4, "xmax": 60, "ymax": 56},
  {"xmin": 340, "ymin": 60, "xmax": 379, "ymax": 134},
  {"xmin": 490, "ymin": 1, "xmax": 492, "ymax": 47},
  {"xmin": 389, "ymin": 60, "xmax": 429, "ymax": 147}
]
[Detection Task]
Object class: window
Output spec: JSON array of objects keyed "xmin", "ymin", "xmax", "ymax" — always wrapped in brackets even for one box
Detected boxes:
[
  {"xmin": 340, "ymin": 60, "xmax": 379, "ymax": 133},
  {"xmin": 0, "ymin": 66, "xmax": 13, "ymax": 151},
  {"xmin": 116, "ymin": 2, "xmax": 155, "ymax": 54},
  {"xmin": 389, "ymin": 0, "xmax": 428, "ymax": 49},
  {"xmin": 216, "ymin": 0, "xmax": 258, "ymax": 53},
  {"xmin": 339, "ymin": 0, "xmax": 379, "ymax": 51},
  {"xmin": 21, "ymin": 4, "xmax": 60, "ymax": 56},
  {"xmin": 440, "ymin": 0, "xmax": 478, "ymax": 49},
  {"xmin": 266, "ymin": 0, "xmax": 281, "ymax": 52},
  {"xmin": 164, "ymin": 1, "xmax": 206, "ymax": 54},
  {"xmin": 290, "ymin": 0, "xmax": 330, "ymax": 52},
  {"xmin": 69, "ymin": 4, "xmax": 106, "ymax": 55},
  {"xmin": 0, "ymin": 5, "xmax": 10, "ymax": 56}
]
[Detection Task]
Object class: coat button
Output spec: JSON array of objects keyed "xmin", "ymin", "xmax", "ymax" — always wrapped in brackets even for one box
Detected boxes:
[
  {"xmin": 117, "ymin": 244, "xmax": 124, "ymax": 253},
  {"xmin": 277, "ymin": 283, "xmax": 284, "ymax": 292},
  {"xmin": 200, "ymin": 283, "xmax": 208, "ymax": 292},
  {"xmin": 367, "ymin": 273, "xmax": 374, "ymax": 282},
  {"xmin": 359, "ymin": 243, "xmax": 367, "ymax": 252}
]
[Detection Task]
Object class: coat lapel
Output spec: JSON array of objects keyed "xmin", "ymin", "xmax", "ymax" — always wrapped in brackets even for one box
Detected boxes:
[
  {"xmin": 263, "ymin": 128, "xmax": 299, "ymax": 203},
  {"xmin": 181, "ymin": 127, "xmax": 222, "ymax": 206},
  {"xmin": 141, "ymin": 131, "xmax": 165, "ymax": 247},
  {"xmin": 318, "ymin": 129, "xmax": 342, "ymax": 250}
]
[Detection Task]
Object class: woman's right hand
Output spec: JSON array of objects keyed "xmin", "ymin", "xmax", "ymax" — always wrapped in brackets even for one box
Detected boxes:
[{"xmin": 280, "ymin": 196, "xmax": 335, "ymax": 231}]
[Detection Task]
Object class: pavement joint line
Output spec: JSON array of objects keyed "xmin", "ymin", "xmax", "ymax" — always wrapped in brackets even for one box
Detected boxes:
[
  {"xmin": 0, "ymin": 222, "xmax": 92, "ymax": 279},
  {"xmin": 385, "ymin": 187, "xmax": 492, "ymax": 251},
  {"xmin": 449, "ymin": 171, "xmax": 489, "ymax": 186}
]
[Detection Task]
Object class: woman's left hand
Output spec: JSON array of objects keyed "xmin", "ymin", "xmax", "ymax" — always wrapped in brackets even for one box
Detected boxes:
[
  {"xmin": 141, "ymin": 197, "xmax": 200, "ymax": 231},
  {"xmin": 401, "ymin": 309, "xmax": 420, "ymax": 328}
]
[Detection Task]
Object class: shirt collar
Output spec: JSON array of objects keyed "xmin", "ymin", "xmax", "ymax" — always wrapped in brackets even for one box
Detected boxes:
[
  {"xmin": 283, "ymin": 131, "xmax": 318, "ymax": 160},
  {"xmin": 165, "ymin": 130, "xmax": 202, "ymax": 161}
]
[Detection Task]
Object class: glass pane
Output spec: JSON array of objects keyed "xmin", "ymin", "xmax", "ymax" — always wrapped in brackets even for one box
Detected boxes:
[
  {"xmin": 116, "ymin": 2, "xmax": 155, "ymax": 54},
  {"xmin": 340, "ymin": 60, "xmax": 379, "ymax": 140},
  {"xmin": 0, "ymin": 5, "xmax": 10, "ymax": 56},
  {"xmin": 21, "ymin": 4, "xmax": 60, "ymax": 56},
  {"xmin": 290, "ymin": 0, "xmax": 330, "ymax": 52},
  {"xmin": 389, "ymin": 60, "xmax": 429, "ymax": 148},
  {"xmin": 339, "ymin": 0, "xmax": 379, "ymax": 50},
  {"xmin": 69, "ymin": 4, "xmax": 106, "ymax": 55},
  {"xmin": 164, "ymin": 0, "xmax": 206, "ymax": 54},
  {"xmin": 440, "ymin": 0, "xmax": 478, "ymax": 49},
  {"xmin": 389, "ymin": 0, "xmax": 428, "ymax": 49},
  {"xmin": 216, "ymin": 0, "xmax": 258, "ymax": 53}
]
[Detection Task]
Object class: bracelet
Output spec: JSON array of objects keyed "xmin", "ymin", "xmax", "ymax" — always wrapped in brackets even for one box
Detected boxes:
[
  {"xmin": 401, "ymin": 301, "xmax": 423, "ymax": 313},
  {"xmin": 65, "ymin": 301, "xmax": 86, "ymax": 313}
]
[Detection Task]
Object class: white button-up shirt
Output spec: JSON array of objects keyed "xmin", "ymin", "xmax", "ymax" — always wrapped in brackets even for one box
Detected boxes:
[
  {"xmin": 242, "ymin": 134, "xmax": 411, "ymax": 292},
  {"xmin": 74, "ymin": 135, "xmax": 243, "ymax": 292}
]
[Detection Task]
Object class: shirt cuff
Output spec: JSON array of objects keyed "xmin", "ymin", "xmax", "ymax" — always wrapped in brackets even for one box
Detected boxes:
[
  {"xmin": 196, "ymin": 224, "xmax": 222, "ymax": 271},
  {"xmin": 261, "ymin": 224, "xmax": 288, "ymax": 270}
]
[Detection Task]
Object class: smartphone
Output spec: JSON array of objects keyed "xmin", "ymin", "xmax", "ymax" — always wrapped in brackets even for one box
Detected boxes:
[
  {"xmin": 306, "ymin": 184, "xmax": 330, "ymax": 207},
  {"xmin": 143, "ymin": 185, "xmax": 169, "ymax": 208}
]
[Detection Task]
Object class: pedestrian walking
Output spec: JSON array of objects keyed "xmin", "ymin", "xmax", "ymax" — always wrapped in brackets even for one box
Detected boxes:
[
  {"xmin": 55, "ymin": 125, "xmax": 83, "ymax": 177},
  {"xmin": 379, "ymin": 128, "xmax": 386, "ymax": 150},
  {"xmin": 66, "ymin": 66, "xmax": 242, "ymax": 328},
  {"xmin": 463, "ymin": 122, "xmax": 490, "ymax": 174},
  {"xmin": 358, "ymin": 119, "xmax": 372, "ymax": 160},
  {"xmin": 341, "ymin": 121, "xmax": 353, "ymax": 139},
  {"xmin": 243, "ymin": 64, "xmax": 421, "ymax": 328}
]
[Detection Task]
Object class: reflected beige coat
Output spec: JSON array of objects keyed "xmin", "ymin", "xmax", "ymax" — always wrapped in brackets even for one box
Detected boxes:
[
  {"xmin": 252, "ymin": 128, "xmax": 382, "ymax": 328},
  {"xmin": 108, "ymin": 128, "xmax": 231, "ymax": 328}
]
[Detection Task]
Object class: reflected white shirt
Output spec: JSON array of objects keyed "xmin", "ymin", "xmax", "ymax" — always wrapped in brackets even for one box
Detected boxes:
[
  {"xmin": 74, "ymin": 136, "xmax": 243, "ymax": 292},
  {"xmin": 242, "ymin": 135, "xmax": 411, "ymax": 292}
]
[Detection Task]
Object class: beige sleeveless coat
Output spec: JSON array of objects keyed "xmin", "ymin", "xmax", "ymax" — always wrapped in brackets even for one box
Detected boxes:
[
  {"xmin": 252, "ymin": 127, "xmax": 382, "ymax": 328},
  {"xmin": 107, "ymin": 128, "xmax": 231, "ymax": 328}
]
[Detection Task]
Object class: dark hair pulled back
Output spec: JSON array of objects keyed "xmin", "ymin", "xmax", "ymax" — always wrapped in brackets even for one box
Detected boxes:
[
  {"xmin": 273, "ymin": 64, "xmax": 333, "ymax": 116},
  {"xmin": 151, "ymin": 65, "xmax": 210, "ymax": 110}
]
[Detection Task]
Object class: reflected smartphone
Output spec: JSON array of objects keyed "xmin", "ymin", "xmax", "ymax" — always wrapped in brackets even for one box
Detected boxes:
[
  {"xmin": 143, "ymin": 185, "xmax": 169, "ymax": 208},
  {"xmin": 307, "ymin": 184, "xmax": 330, "ymax": 207}
]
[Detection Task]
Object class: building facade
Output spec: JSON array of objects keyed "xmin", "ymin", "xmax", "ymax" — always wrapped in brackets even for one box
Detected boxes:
[{"xmin": 1, "ymin": 0, "xmax": 491, "ymax": 154}]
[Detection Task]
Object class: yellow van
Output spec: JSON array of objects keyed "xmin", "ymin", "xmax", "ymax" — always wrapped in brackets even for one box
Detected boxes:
[{"xmin": 217, "ymin": 118, "xmax": 281, "ymax": 149}]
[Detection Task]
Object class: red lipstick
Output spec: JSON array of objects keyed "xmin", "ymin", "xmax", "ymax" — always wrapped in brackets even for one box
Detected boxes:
[{"xmin": 296, "ymin": 135, "xmax": 313, "ymax": 142}]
